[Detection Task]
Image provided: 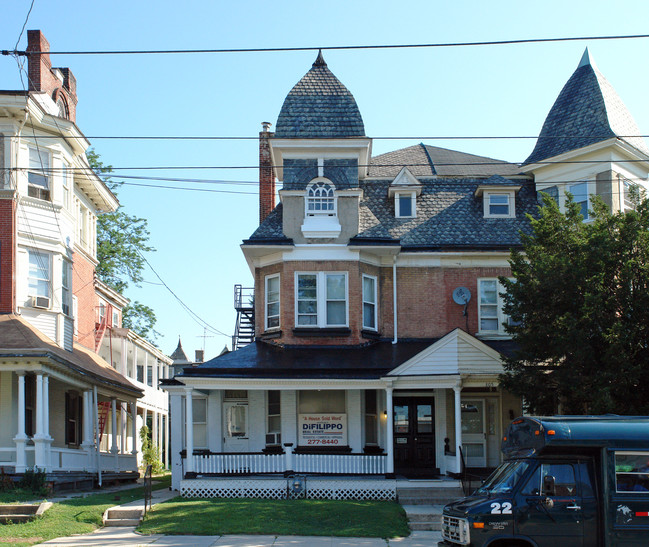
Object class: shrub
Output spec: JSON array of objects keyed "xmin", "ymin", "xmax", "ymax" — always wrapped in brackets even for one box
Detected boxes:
[{"xmin": 139, "ymin": 425, "xmax": 164, "ymax": 474}]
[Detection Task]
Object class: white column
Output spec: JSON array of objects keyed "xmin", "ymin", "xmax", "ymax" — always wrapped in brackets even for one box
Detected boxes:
[
  {"xmin": 81, "ymin": 390, "xmax": 94, "ymax": 468},
  {"xmin": 33, "ymin": 373, "xmax": 50, "ymax": 470},
  {"xmin": 164, "ymin": 410, "xmax": 169, "ymax": 469},
  {"xmin": 110, "ymin": 399, "xmax": 118, "ymax": 453},
  {"xmin": 185, "ymin": 388, "xmax": 194, "ymax": 473},
  {"xmin": 130, "ymin": 400, "xmax": 138, "ymax": 456},
  {"xmin": 120, "ymin": 403, "xmax": 127, "ymax": 453},
  {"xmin": 170, "ymin": 392, "xmax": 183, "ymax": 490},
  {"xmin": 152, "ymin": 409, "xmax": 159, "ymax": 454},
  {"xmin": 386, "ymin": 386, "xmax": 394, "ymax": 475},
  {"xmin": 454, "ymin": 386, "xmax": 462, "ymax": 474},
  {"xmin": 43, "ymin": 375, "xmax": 51, "ymax": 467},
  {"xmin": 13, "ymin": 372, "xmax": 28, "ymax": 472}
]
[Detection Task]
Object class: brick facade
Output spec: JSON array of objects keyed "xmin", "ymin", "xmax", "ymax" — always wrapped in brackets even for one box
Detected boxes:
[
  {"xmin": 72, "ymin": 250, "xmax": 98, "ymax": 351},
  {"xmin": 255, "ymin": 260, "xmax": 512, "ymax": 345},
  {"xmin": 0, "ymin": 198, "xmax": 16, "ymax": 313}
]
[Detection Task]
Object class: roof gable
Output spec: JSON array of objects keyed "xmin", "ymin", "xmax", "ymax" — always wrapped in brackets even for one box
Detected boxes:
[{"xmin": 388, "ymin": 329, "xmax": 504, "ymax": 376}]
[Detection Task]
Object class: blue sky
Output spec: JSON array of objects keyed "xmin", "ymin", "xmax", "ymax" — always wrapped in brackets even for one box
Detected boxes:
[{"xmin": 2, "ymin": 1, "xmax": 648, "ymax": 359}]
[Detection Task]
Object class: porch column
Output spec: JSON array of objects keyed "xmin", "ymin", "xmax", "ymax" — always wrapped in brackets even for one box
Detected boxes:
[
  {"xmin": 152, "ymin": 410, "xmax": 159, "ymax": 458},
  {"xmin": 81, "ymin": 390, "xmax": 94, "ymax": 468},
  {"xmin": 454, "ymin": 386, "xmax": 462, "ymax": 474},
  {"xmin": 386, "ymin": 386, "xmax": 394, "ymax": 475},
  {"xmin": 170, "ymin": 392, "xmax": 183, "ymax": 490},
  {"xmin": 43, "ymin": 375, "xmax": 51, "ymax": 467},
  {"xmin": 120, "ymin": 403, "xmax": 127, "ymax": 453},
  {"xmin": 184, "ymin": 387, "xmax": 194, "ymax": 473},
  {"xmin": 130, "ymin": 400, "xmax": 138, "ymax": 456},
  {"xmin": 13, "ymin": 372, "xmax": 28, "ymax": 472},
  {"xmin": 33, "ymin": 373, "xmax": 51, "ymax": 471},
  {"xmin": 111, "ymin": 398, "xmax": 119, "ymax": 471}
]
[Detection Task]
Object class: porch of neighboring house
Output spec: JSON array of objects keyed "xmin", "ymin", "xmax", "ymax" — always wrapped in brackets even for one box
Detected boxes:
[{"xmin": 0, "ymin": 315, "xmax": 143, "ymax": 490}]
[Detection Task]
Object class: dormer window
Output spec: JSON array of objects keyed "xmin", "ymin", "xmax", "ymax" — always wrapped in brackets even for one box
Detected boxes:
[
  {"xmin": 475, "ymin": 182, "xmax": 520, "ymax": 219},
  {"xmin": 486, "ymin": 193, "xmax": 511, "ymax": 217},
  {"xmin": 301, "ymin": 178, "xmax": 341, "ymax": 239},
  {"xmin": 395, "ymin": 192, "xmax": 416, "ymax": 218},
  {"xmin": 388, "ymin": 167, "xmax": 422, "ymax": 219},
  {"xmin": 306, "ymin": 180, "xmax": 336, "ymax": 216}
]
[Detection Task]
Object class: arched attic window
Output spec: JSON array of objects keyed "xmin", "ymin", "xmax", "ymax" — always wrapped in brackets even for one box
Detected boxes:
[{"xmin": 305, "ymin": 178, "xmax": 336, "ymax": 217}]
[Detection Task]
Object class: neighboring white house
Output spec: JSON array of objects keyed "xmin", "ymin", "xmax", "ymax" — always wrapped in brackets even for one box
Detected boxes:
[{"xmin": 96, "ymin": 280, "xmax": 171, "ymax": 467}]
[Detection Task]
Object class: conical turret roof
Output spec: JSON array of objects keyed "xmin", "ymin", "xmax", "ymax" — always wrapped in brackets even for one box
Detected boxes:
[
  {"xmin": 170, "ymin": 338, "xmax": 190, "ymax": 365},
  {"xmin": 275, "ymin": 51, "xmax": 365, "ymax": 138},
  {"xmin": 525, "ymin": 49, "xmax": 648, "ymax": 165}
]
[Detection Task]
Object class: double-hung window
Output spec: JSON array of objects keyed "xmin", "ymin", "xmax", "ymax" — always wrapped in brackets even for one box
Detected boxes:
[
  {"xmin": 28, "ymin": 250, "xmax": 51, "ymax": 306},
  {"xmin": 296, "ymin": 272, "xmax": 347, "ymax": 327},
  {"xmin": 62, "ymin": 162, "xmax": 70, "ymax": 210},
  {"xmin": 265, "ymin": 274, "xmax": 280, "ymax": 330},
  {"xmin": 266, "ymin": 391, "xmax": 281, "ymax": 445},
  {"xmin": 61, "ymin": 260, "xmax": 71, "ymax": 315},
  {"xmin": 362, "ymin": 275, "xmax": 377, "ymax": 330},
  {"xmin": 478, "ymin": 278, "xmax": 512, "ymax": 335},
  {"xmin": 568, "ymin": 182, "xmax": 589, "ymax": 220},
  {"xmin": 395, "ymin": 192, "xmax": 416, "ymax": 218},
  {"xmin": 27, "ymin": 147, "xmax": 51, "ymax": 201}
]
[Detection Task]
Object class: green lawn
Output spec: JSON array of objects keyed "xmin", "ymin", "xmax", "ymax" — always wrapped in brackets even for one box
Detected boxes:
[
  {"xmin": 137, "ymin": 497, "xmax": 410, "ymax": 538},
  {"xmin": 0, "ymin": 475, "xmax": 170, "ymax": 547}
]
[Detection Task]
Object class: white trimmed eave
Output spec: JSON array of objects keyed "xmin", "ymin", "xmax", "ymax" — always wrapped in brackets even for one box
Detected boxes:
[
  {"xmin": 522, "ymin": 137, "xmax": 649, "ymax": 174},
  {"xmin": 75, "ymin": 156, "xmax": 119, "ymax": 213},
  {"xmin": 270, "ymin": 137, "xmax": 372, "ymax": 181},
  {"xmin": 95, "ymin": 278, "xmax": 130, "ymax": 308},
  {"xmin": 474, "ymin": 185, "xmax": 521, "ymax": 198}
]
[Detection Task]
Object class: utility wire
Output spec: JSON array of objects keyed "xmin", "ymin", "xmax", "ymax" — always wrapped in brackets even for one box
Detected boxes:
[
  {"xmin": 4, "ymin": 33, "xmax": 649, "ymax": 56},
  {"xmin": 16, "ymin": 134, "xmax": 649, "ymax": 140},
  {"xmin": 13, "ymin": 0, "xmax": 35, "ymax": 52}
]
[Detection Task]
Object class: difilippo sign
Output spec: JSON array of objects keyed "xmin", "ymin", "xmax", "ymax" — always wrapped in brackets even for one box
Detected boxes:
[{"xmin": 299, "ymin": 414, "xmax": 347, "ymax": 446}]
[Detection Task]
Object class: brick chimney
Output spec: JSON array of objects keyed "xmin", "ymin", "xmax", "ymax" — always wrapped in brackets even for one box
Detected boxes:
[
  {"xmin": 259, "ymin": 122, "xmax": 275, "ymax": 224},
  {"xmin": 26, "ymin": 30, "xmax": 78, "ymax": 122}
]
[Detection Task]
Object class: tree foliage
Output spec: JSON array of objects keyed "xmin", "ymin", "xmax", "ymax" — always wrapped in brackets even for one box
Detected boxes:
[
  {"xmin": 87, "ymin": 150, "xmax": 158, "ymax": 342},
  {"xmin": 500, "ymin": 192, "xmax": 649, "ymax": 415}
]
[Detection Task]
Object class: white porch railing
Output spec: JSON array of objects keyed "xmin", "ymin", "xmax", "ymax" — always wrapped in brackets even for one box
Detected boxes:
[
  {"xmin": 187, "ymin": 451, "xmax": 387, "ymax": 476},
  {"xmin": 51, "ymin": 448, "xmax": 90, "ymax": 471}
]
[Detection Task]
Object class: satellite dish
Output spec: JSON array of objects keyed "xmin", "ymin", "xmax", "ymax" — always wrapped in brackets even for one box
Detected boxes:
[{"xmin": 452, "ymin": 287, "xmax": 471, "ymax": 305}]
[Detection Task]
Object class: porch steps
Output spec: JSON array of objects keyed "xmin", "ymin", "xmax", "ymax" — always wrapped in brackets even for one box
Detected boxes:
[
  {"xmin": 0, "ymin": 502, "xmax": 52, "ymax": 524},
  {"xmin": 397, "ymin": 485, "xmax": 464, "ymax": 532},
  {"xmin": 102, "ymin": 507, "xmax": 144, "ymax": 527}
]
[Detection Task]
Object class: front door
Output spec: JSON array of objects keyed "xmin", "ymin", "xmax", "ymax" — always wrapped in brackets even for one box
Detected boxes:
[
  {"xmin": 393, "ymin": 397, "xmax": 436, "ymax": 477},
  {"xmin": 223, "ymin": 401, "xmax": 249, "ymax": 451},
  {"xmin": 461, "ymin": 399, "xmax": 487, "ymax": 467}
]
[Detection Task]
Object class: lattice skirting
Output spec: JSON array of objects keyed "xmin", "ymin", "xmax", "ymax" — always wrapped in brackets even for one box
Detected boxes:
[{"xmin": 181, "ymin": 477, "xmax": 397, "ymax": 501}]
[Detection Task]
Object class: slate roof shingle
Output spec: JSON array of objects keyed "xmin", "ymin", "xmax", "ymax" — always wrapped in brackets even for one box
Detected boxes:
[
  {"xmin": 525, "ymin": 51, "xmax": 649, "ymax": 165},
  {"xmin": 275, "ymin": 52, "xmax": 365, "ymax": 139}
]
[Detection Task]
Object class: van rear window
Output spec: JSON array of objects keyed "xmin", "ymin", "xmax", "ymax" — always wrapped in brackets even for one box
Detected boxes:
[{"xmin": 615, "ymin": 452, "xmax": 649, "ymax": 493}]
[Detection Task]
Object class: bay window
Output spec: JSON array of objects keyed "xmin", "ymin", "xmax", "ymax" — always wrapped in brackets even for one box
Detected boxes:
[
  {"xmin": 296, "ymin": 272, "xmax": 347, "ymax": 327},
  {"xmin": 27, "ymin": 147, "xmax": 50, "ymax": 201}
]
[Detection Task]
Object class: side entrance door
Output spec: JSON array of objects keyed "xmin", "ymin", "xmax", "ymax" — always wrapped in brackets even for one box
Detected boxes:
[
  {"xmin": 393, "ymin": 397, "xmax": 436, "ymax": 477},
  {"xmin": 223, "ymin": 401, "xmax": 249, "ymax": 451},
  {"xmin": 461, "ymin": 399, "xmax": 487, "ymax": 467}
]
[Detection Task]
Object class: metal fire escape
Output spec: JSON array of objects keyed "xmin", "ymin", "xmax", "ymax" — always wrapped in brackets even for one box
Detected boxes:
[{"xmin": 232, "ymin": 284, "xmax": 255, "ymax": 350}]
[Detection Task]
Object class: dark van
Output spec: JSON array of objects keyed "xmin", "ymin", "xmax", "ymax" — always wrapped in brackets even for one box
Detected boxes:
[{"xmin": 440, "ymin": 415, "xmax": 649, "ymax": 546}]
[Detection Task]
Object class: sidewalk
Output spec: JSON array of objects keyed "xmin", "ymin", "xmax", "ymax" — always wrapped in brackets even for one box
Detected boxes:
[{"xmin": 40, "ymin": 487, "xmax": 443, "ymax": 546}]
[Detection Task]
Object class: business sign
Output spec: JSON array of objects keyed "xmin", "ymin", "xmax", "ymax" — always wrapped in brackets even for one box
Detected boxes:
[{"xmin": 299, "ymin": 414, "xmax": 347, "ymax": 446}]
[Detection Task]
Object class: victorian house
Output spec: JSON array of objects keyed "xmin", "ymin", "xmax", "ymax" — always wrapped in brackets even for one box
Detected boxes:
[
  {"xmin": 165, "ymin": 49, "xmax": 648, "ymax": 498},
  {"xmin": 0, "ymin": 30, "xmax": 170, "ymax": 488}
]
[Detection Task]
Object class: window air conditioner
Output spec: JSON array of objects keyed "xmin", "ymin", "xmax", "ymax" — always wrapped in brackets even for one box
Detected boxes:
[
  {"xmin": 265, "ymin": 432, "xmax": 281, "ymax": 445},
  {"xmin": 31, "ymin": 295, "xmax": 50, "ymax": 309}
]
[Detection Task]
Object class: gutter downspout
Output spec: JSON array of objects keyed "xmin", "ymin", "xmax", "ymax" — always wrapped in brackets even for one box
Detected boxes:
[
  {"xmin": 392, "ymin": 256, "xmax": 398, "ymax": 345},
  {"xmin": 94, "ymin": 385, "xmax": 102, "ymax": 487}
]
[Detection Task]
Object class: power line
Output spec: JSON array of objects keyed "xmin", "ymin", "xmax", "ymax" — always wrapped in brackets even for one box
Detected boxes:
[
  {"xmin": 16, "ymin": 134, "xmax": 649, "ymax": 140},
  {"xmin": 4, "ymin": 33, "xmax": 649, "ymax": 56}
]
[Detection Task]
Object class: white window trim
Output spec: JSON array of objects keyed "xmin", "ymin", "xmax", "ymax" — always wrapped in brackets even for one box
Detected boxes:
[
  {"xmin": 483, "ymin": 191, "xmax": 515, "ymax": 218},
  {"xmin": 27, "ymin": 146, "xmax": 51, "ymax": 201},
  {"xmin": 265, "ymin": 273, "xmax": 280, "ymax": 331},
  {"xmin": 362, "ymin": 274, "xmax": 378, "ymax": 331},
  {"xmin": 305, "ymin": 178, "xmax": 337, "ymax": 217},
  {"xmin": 191, "ymin": 397, "xmax": 208, "ymax": 449},
  {"xmin": 295, "ymin": 271, "xmax": 349, "ymax": 328},
  {"xmin": 27, "ymin": 249, "xmax": 51, "ymax": 301},
  {"xmin": 61, "ymin": 259, "xmax": 71, "ymax": 316},
  {"xmin": 395, "ymin": 191, "xmax": 417, "ymax": 218},
  {"xmin": 477, "ymin": 278, "xmax": 513, "ymax": 336}
]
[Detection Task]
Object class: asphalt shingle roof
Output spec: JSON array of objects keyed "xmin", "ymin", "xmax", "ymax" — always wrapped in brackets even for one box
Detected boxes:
[
  {"xmin": 369, "ymin": 144, "xmax": 523, "ymax": 178},
  {"xmin": 525, "ymin": 51, "xmax": 649, "ymax": 165},
  {"xmin": 275, "ymin": 51, "xmax": 365, "ymax": 139}
]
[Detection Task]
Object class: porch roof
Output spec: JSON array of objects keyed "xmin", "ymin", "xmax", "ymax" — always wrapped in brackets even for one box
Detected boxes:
[
  {"xmin": 0, "ymin": 314, "xmax": 143, "ymax": 396},
  {"xmin": 176, "ymin": 338, "xmax": 518, "ymax": 380}
]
